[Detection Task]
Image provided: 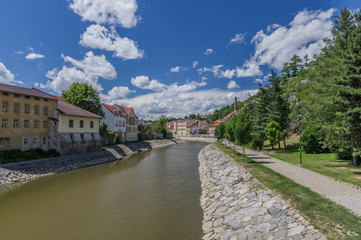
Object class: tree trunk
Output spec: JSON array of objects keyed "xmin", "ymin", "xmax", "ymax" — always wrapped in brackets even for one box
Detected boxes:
[
  {"xmin": 353, "ymin": 155, "xmax": 359, "ymax": 167},
  {"xmin": 283, "ymin": 138, "xmax": 287, "ymax": 151},
  {"xmin": 271, "ymin": 144, "xmax": 274, "ymax": 150},
  {"xmin": 278, "ymin": 142, "xmax": 281, "ymax": 150}
]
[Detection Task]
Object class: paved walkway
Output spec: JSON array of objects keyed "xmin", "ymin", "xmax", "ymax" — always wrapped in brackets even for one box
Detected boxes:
[{"xmin": 222, "ymin": 140, "xmax": 361, "ymax": 217}]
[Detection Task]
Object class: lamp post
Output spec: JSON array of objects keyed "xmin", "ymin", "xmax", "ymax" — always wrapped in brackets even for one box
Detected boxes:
[
  {"xmin": 252, "ymin": 122, "xmax": 256, "ymax": 150},
  {"xmin": 297, "ymin": 114, "xmax": 303, "ymax": 165}
]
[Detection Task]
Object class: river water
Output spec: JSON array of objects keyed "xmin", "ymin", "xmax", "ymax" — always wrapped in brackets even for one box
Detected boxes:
[{"xmin": 0, "ymin": 141, "xmax": 209, "ymax": 240}]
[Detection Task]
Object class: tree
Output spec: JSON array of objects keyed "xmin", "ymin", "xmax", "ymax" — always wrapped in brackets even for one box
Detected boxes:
[
  {"xmin": 214, "ymin": 122, "xmax": 226, "ymax": 140},
  {"xmin": 234, "ymin": 113, "xmax": 253, "ymax": 162},
  {"xmin": 189, "ymin": 114, "xmax": 196, "ymax": 119},
  {"xmin": 265, "ymin": 121, "xmax": 284, "ymax": 150},
  {"xmin": 153, "ymin": 115, "xmax": 168, "ymax": 138},
  {"xmin": 61, "ymin": 82, "xmax": 104, "ymax": 116}
]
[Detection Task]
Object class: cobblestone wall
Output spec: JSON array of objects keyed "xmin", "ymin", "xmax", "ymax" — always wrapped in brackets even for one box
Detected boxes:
[{"xmin": 198, "ymin": 144, "xmax": 325, "ymax": 240}]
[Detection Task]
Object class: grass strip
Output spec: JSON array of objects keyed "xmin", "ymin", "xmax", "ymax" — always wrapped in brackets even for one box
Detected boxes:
[{"xmin": 215, "ymin": 141, "xmax": 361, "ymax": 240}]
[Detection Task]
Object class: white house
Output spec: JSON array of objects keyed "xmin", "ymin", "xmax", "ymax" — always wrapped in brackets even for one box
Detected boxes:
[{"xmin": 101, "ymin": 103, "xmax": 126, "ymax": 133}]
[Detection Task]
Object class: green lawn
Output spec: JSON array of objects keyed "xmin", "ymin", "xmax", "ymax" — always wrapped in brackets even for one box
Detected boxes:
[{"xmin": 215, "ymin": 141, "xmax": 361, "ymax": 240}]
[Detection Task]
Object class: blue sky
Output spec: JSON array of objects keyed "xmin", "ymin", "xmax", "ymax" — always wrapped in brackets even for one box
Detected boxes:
[{"xmin": 0, "ymin": 0, "xmax": 359, "ymax": 119}]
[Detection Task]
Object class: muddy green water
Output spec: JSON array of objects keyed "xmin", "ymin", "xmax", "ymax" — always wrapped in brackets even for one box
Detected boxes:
[{"xmin": 0, "ymin": 142, "xmax": 209, "ymax": 240}]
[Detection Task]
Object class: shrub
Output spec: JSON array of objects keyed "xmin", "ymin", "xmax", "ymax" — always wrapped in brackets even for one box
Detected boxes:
[
  {"xmin": 301, "ymin": 125, "xmax": 324, "ymax": 154},
  {"xmin": 137, "ymin": 131, "xmax": 143, "ymax": 141}
]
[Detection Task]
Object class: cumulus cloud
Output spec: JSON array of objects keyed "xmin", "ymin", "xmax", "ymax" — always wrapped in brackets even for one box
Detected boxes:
[
  {"xmin": 251, "ymin": 8, "xmax": 335, "ymax": 70},
  {"xmin": 229, "ymin": 33, "xmax": 246, "ymax": 45},
  {"xmin": 198, "ymin": 62, "xmax": 262, "ymax": 79},
  {"xmin": 131, "ymin": 75, "xmax": 166, "ymax": 91},
  {"xmin": 227, "ymin": 80, "xmax": 240, "ymax": 89},
  {"xmin": 69, "ymin": 0, "xmax": 139, "ymax": 28},
  {"xmin": 25, "ymin": 53, "xmax": 45, "ymax": 60},
  {"xmin": 40, "ymin": 51, "xmax": 116, "ymax": 93},
  {"xmin": 0, "ymin": 62, "xmax": 23, "ymax": 84},
  {"xmin": 110, "ymin": 83, "xmax": 257, "ymax": 119},
  {"xmin": 192, "ymin": 61, "xmax": 199, "ymax": 68},
  {"xmin": 204, "ymin": 49, "xmax": 214, "ymax": 55},
  {"xmin": 15, "ymin": 51, "xmax": 24, "ymax": 55},
  {"xmin": 80, "ymin": 24, "xmax": 144, "ymax": 60},
  {"xmin": 101, "ymin": 86, "xmax": 134, "ymax": 103},
  {"xmin": 170, "ymin": 66, "xmax": 187, "ymax": 73}
]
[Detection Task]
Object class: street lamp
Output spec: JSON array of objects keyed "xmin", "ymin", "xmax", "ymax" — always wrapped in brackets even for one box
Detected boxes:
[
  {"xmin": 253, "ymin": 122, "xmax": 256, "ymax": 150},
  {"xmin": 297, "ymin": 114, "xmax": 303, "ymax": 165}
]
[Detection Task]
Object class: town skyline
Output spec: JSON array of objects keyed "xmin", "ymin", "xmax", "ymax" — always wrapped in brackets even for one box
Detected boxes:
[{"xmin": 0, "ymin": 0, "xmax": 358, "ymax": 119}]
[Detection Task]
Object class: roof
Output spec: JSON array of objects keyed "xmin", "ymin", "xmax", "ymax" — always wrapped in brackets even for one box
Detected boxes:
[
  {"xmin": 187, "ymin": 122, "xmax": 197, "ymax": 127},
  {"xmin": 103, "ymin": 103, "xmax": 120, "ymax": 116},
  {"xmin": 115, "ymin": 104, "xmax": 138, "ymax": 118},
  {"xmin": 57, "ymin": 99, "xmax": 103, "ymax": 119},
  {"xmin": 209, "ymin": 120, "xmax": 222, "ymax": 127},
  {"xmin": 223, "ymin": 110, "xmax": 237, "ymax": 120},
  {"xmin": 0, "ymin": 83, "xmax": 57, "ymax": 100}
]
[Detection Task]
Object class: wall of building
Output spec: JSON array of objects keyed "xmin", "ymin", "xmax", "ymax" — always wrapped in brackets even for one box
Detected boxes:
[
  {"xmin": 0, "ymin": 91, "xmax": 57, "ymax": 151},
  {"xmin": 125, "ymin": 111, "xmax": 138, "ymax": 142},
  {"xmin": 101, "ymin": 106, "xmax": 126, "ymax": 133},
  {"xmin": 58, "ymin": 115, "xmax": 100, "ymax": 134}
]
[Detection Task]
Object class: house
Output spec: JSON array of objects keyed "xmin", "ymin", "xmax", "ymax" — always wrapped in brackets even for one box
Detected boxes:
[
  {"xmin": 186, "ymin": 121, "xmax": 197, "ymax": 134},
  {"xmin": 101, "ymin": 103, "xmax": 127, "ymax": 142},
  {"xmin": 54, "ymin": 98, "xmax": 103, "ymax": 155},
  {"xmin": 115, "ymin": 105, "xmax": 138, "ymax": 142},
  {"xmin": 174, "ymin": 119, "xmax": 187, "ymax": 136},
  {"xmin": 0, "ymin": 83, "xmax": 58, "ymax": 151},
  {"xmin": 208, "ymin": 120, "xmax": 222, "ymax": 135},
  {"xmin": 197, "ymin": 121, "xmax": 209, "ymax": 134},
  {"xmin": 166, "ymin": 121, "xmax": 175, "ymax": 135}
]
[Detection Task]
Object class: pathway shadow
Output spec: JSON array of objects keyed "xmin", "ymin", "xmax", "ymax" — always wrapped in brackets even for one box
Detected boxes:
[{"xmin": 248, "ymin": 161, "xmax": 274, "ymax": 164}]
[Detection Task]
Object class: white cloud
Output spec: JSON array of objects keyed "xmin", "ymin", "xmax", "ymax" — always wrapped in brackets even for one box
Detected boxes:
[
  {"xmin": 15, "ymin": 51, "xmax": 24, "ymax": 55},
  {"xmin": 25, "ymin": 53, "xmax": 45, "ymax": 60},
  {"xmin": 198, "ymin": 62, "xmax": 262, "ymax": 79},
  {"xmin": 40, "ymin": 51, "xmax": 116, "ymax": 93},
  {"xmin": 0, "ymin": 62, "xmax": 23, "ymax": 84},
  {"xmin": 229, "ymin": 33, "xmax": 246, "ymax": 45},
  {"xmin": 267, "ymin": 23, "xmax": 281, "ymax": 32},
  {"xmin": 69, "ymin": 0, "xmax": 139, "ymax": 28},
  {"xmin": 101, "ymin": 86, "xmax": 134, "ymax": 103},
  {"xmin": 251, "ymin": 8, "xmax": 335, "ymax": 70},
  {"xmin": 111, "ymin": 83, "xmax": 257, "ymax": 119},
  {"xmin": 227, "ymin": 80, "xmax": 240, "ymax": 89},
  {"xmin": 170, "ymin": 66, "xmax": 187, "ymax": 73},
  {"xmin": 80, "ymin": 24, "xmax": 144, "ymax": 60},
  {"xmin": 204, "ymin": 49, "xmax": 214, "ymax": 55},
  {"xmin": 192, "ymin": 61, "xmax": 199, "ymax": 68},
  {"xmin": 27, "ymin": 47, "xmax": 34, "ymax": 51},
  {"xmin": 131, "ymin": 75, "xmax": 166, "ymax": 91}
]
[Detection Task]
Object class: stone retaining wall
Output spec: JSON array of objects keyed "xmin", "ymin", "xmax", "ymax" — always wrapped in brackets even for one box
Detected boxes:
[
  {"xmin": 0, "ymin": 139, "xmax": 180, "ymax": 187},
  {"xmin": 176, "ymin": 136, "xmax": 217, "ymax": 143},
  {"xmin": 198, "ymin": 144, "xmax": 325, "ymax": 240}
]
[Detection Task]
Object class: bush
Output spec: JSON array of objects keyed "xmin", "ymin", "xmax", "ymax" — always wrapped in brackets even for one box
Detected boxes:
[
  {"xmin": 137, "ymin": 131, "xmax": 143, "ymax": 141},
  {"xmin": 214, "ymin": 122, "xmax": 225, "ymax": 140},
  {"xmin": 199, "ymin": 129, "xmax": 207, "ymax": 134},
  {"xmin": 301, "ymin": 125, "xmax": 325, "ymax": 154},
  {"xmin": 0, "ymin": 148, "xmax": 60, "ymax": 164}
]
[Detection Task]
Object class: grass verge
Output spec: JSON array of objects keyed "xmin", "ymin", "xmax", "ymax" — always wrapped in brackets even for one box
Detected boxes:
[{"xmin": 215, "ymin": 141, "xmax": 361, "ymax": 240}]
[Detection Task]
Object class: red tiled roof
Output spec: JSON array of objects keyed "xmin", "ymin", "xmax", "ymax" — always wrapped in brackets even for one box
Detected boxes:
[
  {"xmin": 223, "ymin": 110, "xmax": 237, "ymax": 120},
  {"xmin": 103, "ymin": 103, "xmax": 120, "ymax": 116},
  {"xmin": 57, "ymin": 99, "xmax": 103, "ymax": 119},
  {"xmin": 209, "ymin": 120, "xmax": 222, "ymax": 127},
  {"xmin": 0, "ymin": 83, "xmax": 57, "ymax": 100},
  {"xmin": 187, "ymin": 122, "xmax": 196, "ymax": 127},
  {"xmin": 115, "ymin": 104, "xmax": 137, "ymax": 118}
]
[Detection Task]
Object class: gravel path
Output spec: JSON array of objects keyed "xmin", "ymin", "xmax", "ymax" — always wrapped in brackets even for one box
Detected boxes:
[{"xmin": 222, "ymin": 140, "xmax": 361, "ymax": 217}]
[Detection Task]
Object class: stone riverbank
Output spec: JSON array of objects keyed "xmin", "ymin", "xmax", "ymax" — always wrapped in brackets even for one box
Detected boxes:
[
  {"xmin": 175, "ymin": 136, "xmax": 217, "ymax": 143},
  {"xmin": 198, "ymin": 144, "xmax": 325, "ymax": 240},
  {"xmin": 0, "ymin": 139, "xmax": 180, "ymax": 187}
]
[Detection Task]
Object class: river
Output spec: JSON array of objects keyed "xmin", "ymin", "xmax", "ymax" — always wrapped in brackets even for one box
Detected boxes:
[{"xmin": 0, "ymin": 141, "xmax": 209, "ymax": 240}]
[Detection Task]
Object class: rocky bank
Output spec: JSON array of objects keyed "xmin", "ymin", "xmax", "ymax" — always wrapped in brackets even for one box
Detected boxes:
[
  {"xmin": 0, "ymin": 139, "xmax": 180, "ymax": 187},
  {"xmin": 198, "ymin": 144, "xmax": 326, "ymax": 240}
]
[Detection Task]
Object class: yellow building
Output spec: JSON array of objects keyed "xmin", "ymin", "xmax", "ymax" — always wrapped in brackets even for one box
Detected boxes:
[{"xmin": 0, "ymin": 83, "xmax": 57, "ymax": 151}]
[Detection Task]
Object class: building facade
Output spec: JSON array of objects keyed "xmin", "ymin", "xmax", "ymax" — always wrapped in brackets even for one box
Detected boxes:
[
  {"xmin": 101, "ymin": 104, "xmax": 126, "ymax": 133},
  {"xmin": 115, "ymin": 105, "xmax": 138, "ymax": 142},
  {"xmin": 0, "ymin": 84, "xmax": 57, "ymax": 151}
]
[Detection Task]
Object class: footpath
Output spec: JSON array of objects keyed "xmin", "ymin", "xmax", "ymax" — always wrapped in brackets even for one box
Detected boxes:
[{"xmin": 222, "ymin": 140, "xmax": 361, "ymax": 217}]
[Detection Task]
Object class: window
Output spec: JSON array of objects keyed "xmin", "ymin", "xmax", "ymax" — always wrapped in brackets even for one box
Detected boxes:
[
  {"xmin": 14, "ymin": 94, "xmax": 20, "ymax": 98},
  {"xmin": 43, "ymin": 106, "xmax": 48, "ymax": 115},
  {"xmin": 25, "ymin": 95, "xmax": 30, "ymax": 99},
  {"xmin": 13, "ymin": 119, "xmax": 19, "ymax": 128},
  {"xmin": 69, "ymin": 119, "xmax": 73, "ymax": 128},
  {"xmin": 43, "ymin": 121, "xmax": 47, "ymax": 128},
  {"xmin": 24, "ymin": 104, "xmax": 30, "ymax": 114},
  {"xmin": 90, "ymin": 121, "xmax": 94, "ymax": 128},
  {"xmin": 2, "ymin": 119, "xmax": 8, "ymax": 128},
  {"xmin": 33, "ymin": 137, "xmax": 39, "ymax": 147},
  {"xmin": 2, "ymin": 101, "xmax": 8, "ymax": 112},
  {"xmin": 34, "ymin": 120, "xmax": 39, "ymax": 129},
  {"xmin": 23, "ymin": 137, "xmax": 29, "ymax": 147},
  {"xmin": 34, "ymin": 97, "xmax": 40, "ymax": 101},
  {"xmin": 2, "ymin": 91, "xmax": 9, "ymax": 96},
  {"xmin": 14, "ymin": 102, "xmax": 20, "ymax": 113},
  {"xmin": 24, "ymin": 120, "xmax": 29, "ymax": 128},
  {"xmin": 0, "ymin": 137, "xmax": 10, "ymax": 148},
  {"xmin": 44, "ymin": 98, "xmax": 48, "ymax": 102},
  {"xmin": 42, "ymin": 137, "xmax": 47, "ymax": 145},
  {"xmin": 34, "ymin": 105, "xmax": 39, "ymax": 114},
  {"xmin": 80, "ymin": 120, "xmax": 84, "ymax": 128}
]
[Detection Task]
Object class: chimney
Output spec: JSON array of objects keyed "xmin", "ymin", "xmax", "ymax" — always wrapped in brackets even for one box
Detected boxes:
[{"xmin": 234, "ymin": 97, "xmax": 237, "ymax": 111}]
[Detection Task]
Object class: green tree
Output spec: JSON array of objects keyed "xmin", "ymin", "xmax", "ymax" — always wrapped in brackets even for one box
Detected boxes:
[
  {"xmin": 61, "ymin": 82, "xmax": 104, "ymax": 116},
  {"xmin": 234, "ymin": 113, "xmax": 253, "ymax": 162},
  {"xmin": 153, "ymin": 115, "xmax": 168, "ymax": 138},
  {"xmin": 214, "ymin": 122, "xmax": 225, "ymax": 140},
  {"xmin": 265, "ymin": 121, "xmax": 284, "ymax": 150},
  {"xmin": 189, "ymin": 114, "xmax": 196, "ymax": 119}
]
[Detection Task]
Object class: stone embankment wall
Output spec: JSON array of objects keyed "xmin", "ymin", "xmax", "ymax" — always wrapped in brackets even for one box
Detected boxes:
[
  {"xmin": 176, "ymin": 136, "xmax": 217, "ymax": 143},
  {"xmin": 0, "ymin": 139, "xmax": 180, "ymax": 187},
  {"xmin": 198, "ymin": 144, "xmax": 325, "ymax": 240}
]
